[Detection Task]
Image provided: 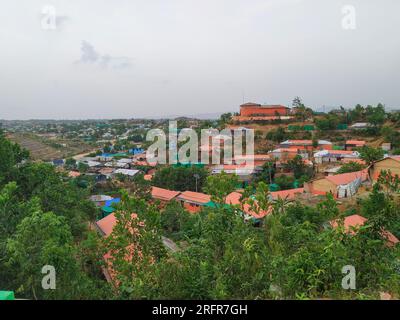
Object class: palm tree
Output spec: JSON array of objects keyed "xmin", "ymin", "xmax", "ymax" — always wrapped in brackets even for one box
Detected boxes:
[{"xmin": 272, "ymin": 195, "xmax": 293, "ymax": 215}]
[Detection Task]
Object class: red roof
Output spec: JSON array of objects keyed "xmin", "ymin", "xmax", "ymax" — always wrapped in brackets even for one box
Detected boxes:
[
  {"xmin": 331, "ymin": 214, "xmax": 399, "ymax": 245},
  {"xmin": 270, "ymin": 188, "xmax": 304, "ymax": 200},
  {"xmin": 68, "ymin": 171, "xmax": 81, "ymax": 178},
  {"xmin": 330, "ymin": 214, "xmax": 367, "ymax": 229},
  {"xmin": 243, "ymin": 203, "xmax": 272, "ymax": 219},
  {"xmin": 341, "ymin": 158, "xmax": 366, "ymax": 164},
  {"xmin": 151, "ymin": 187, "xmax": 180, "ymax": 202},
  {"xmin": 323, "ymin": 150, "xmax": 358, "ymax": 155},
  {"xmin": 325, "ymin": 170, "xmax": 368, "ymax": 186},
  {"xmin": 96, "ymin": 212, "xmax": 139, "ymax": 237},
  {"xmin": 225, "ymin": 191, "xmax": 242, "ymax": 205},
  {"xmin": 346, "ymin": 140, "xmax": 366, "ymax": 146},
  {"xmin": 99, "ymin": 213, "xmax": 143, "ymax": 284},
  {"xmin": 177, "ymin": 191, "xmax": 211, "ymax": 204},
  {"xmin": 99, "ymin": 168, "xmax": 114, "ymax": 175},
  {"xmin": 96, "ymin": 213, "xmax": 117, "ymax": 237},
  {"xmin": 225, "ymin": 191, "xmax": 272, "ymax": 219},
  {"xmin": 373, "ymin": 169, "xmax": 400, "ymax": 181},
  {"xmin": 310, "ymin": 190, "xmax": 328, "ymax": 196}
]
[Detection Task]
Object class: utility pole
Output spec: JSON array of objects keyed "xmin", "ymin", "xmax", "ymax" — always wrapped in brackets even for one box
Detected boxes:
[{"xmin": 194, "ymin": 174, "xmax": 200, "ymax": 192}]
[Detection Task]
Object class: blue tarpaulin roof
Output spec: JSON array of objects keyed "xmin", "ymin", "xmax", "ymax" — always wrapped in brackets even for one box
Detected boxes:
[
  {"xmin": 129, "ymin": 148, "xmax": 144, "ymax": 155},
  {"xmin": 52, "ymin": 159, "xmax": 64, "ymax": 166},
  {"xmin": 101, "ymin": 153, "xmax": 128, "ymax": 158},
  {"xmin": 105, "ymin": 198, "xmax": 121, "ymax": 207}
]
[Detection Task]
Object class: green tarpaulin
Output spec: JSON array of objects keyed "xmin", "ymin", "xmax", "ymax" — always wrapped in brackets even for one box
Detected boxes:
[
  {"xmin": 204, "ymin": 201, "xmax": 231, "ymax": 209},
  {"xmin": 333, "ymin": 145, "xmax": 345, "ymax": 150},
  {"xmin": 269, "ymin": 183, "xmax": 280, "ymax": 192},
  {"xmin": 0, "ymin": 291, "xmax": 15, "ymax": 300}
]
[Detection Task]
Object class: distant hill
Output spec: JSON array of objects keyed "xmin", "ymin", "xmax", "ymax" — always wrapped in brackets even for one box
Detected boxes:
[{"xmin": 144, "ymin": 112, "xmax": 224, "ymax": 120}]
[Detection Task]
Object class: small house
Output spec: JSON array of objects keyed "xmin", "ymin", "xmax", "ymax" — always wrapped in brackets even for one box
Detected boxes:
[
  {"xmin": 176, "ymin": 191, "xmax": 211, "ymax": 213},
  {"xmin": 151, "ymin": 187, "xmax": 181, "ymax": 204},
  {"xmin": 305, "ymin": 170, "xmax": 368, "ymax": 198},
  {"xmin": 330, "ymin": 214, "xmax": 399, "ymax": 246},
  {"xmin": 368, "ymin": 156, "xmax": 400, "ymax": 182},
  {"xmin": 345, "ymin": 140, "xmax": 366, "ymax": 151}
]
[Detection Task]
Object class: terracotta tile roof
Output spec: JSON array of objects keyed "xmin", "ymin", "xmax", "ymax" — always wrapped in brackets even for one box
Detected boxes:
[
  {"xmin": 100, "ymin": 213, "xmax": 142, "ymax": 284},
  {"xmin": 325, "ymin": 169, "xmax": 368, "ymax": 186},
  {"xmin": 272, "ymin": 148, "xmax": 300, "ymax": 153},
  {"xmin": 96, "ymin": 213, "xmax": 117, "ymax": 236},
  {"xmin": 225, "ymin": 191, "xmax": 272, "ymax": 219},
  {"xmin": 68, "ymin": 171, "xmax": 81, "ymax": 178},
  {"xmin": 177, "ymin": 191, "xmax": 211, "ymax": 204},
  {"xmin": 134, "ymin": 160, "xmax": 157, "ymax": 167},
  {"xmin": 346, "ymin": 140, "xmax": 366, "ymax": 146},
  {"xmin": 270, "ymin": 188, "xmax": 304, "ymax": 200},
  {"xmin": 382, "ymin": 230, "xmax": 399, "ymax": 245},
  {"xmin": 330, "ymin": 214, "xmax": 399, "ymax": 245},
  {"xmin": 225, "ymin": 191, "xmax": 242, "ymax": 205},
  {"xmin": 144, "ymin": 174, "xmax": 153, "ymax": 181},
  {"xmin": 323, "ymin": 150, "xmax": 358, "ymax": 155},
  {"xmin": 151, "ymin": 187, "xmax": 180, "ymax": 202},
  {"xmin": 330, "ymin": 214, "xmax": 367, "ymax": 229},
  {"xmin": 96, "ymin": 212, "xmax": 139, "ymax": 237},
  {"xmin": 372, "ymin": 169, "xmax": 400, "ymax": 181},
  {"xmin": 303, "ymin": 159, "xmax": 313, "ymax": 166},
  {"xmin": 243, "ymin": 203, "xmax": 272, "ymax": 219},
  {"xmin": 310, "ymin": 190, "xmax": 328, "ymax": 196},
  {"xmin": 341, "ymin": 158, "xmax": 366, "ymax": 165},
  {"xmin": 99, "ymin": 167, "xmax": 114, "ymax": 175}
]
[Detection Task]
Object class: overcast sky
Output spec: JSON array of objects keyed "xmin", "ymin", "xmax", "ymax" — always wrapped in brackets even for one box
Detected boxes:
[{"xmin": 0, "ymin": 0, "xmax": 399, "ymax": 119}]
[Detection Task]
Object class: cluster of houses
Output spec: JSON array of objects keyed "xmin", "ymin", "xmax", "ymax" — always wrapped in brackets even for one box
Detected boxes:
[
  {"xmin": 66, "ymin": 148, "xmax": 158, "ymax": 182},
  {"xmin": 91, "ymin": 138, "xmax": 400, "ymax": 285},
  {"xmin": 95, "ymin": 153, "xmax": 400, "ymax": 225},
  {"xmin": 94, "ymin": 159, "xmax": 400, "ymax": 283},
  {"xmin": 208, "ymin": 136, "xmax": 400, "ymax": 200}
]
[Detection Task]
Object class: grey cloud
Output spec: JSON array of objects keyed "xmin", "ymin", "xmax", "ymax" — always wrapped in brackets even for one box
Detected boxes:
[
  {"xmin": 55, "ymin": 15, "xmax": 70, "ymax": 28},
  {"xmin": 1, "ymin": 0, "xmax": 399, "ymax": 120},
  {"xmin": 78, "ymin": 41, "xmax": 131, "ymax": 70},
  {"xmin": 99, "ymin": 55, "xmax": 132, "ymax": 70},
  {"xmin": 80, "ymin": 41, "xmax": 99, "ymax": 63}
]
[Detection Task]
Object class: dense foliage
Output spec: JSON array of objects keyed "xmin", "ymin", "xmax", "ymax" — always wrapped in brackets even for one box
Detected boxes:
[
  {"xmin": 0, "ymin": 131, "xmax": 109, "ymax": 299},
  {"xmin": 1, "ymin": 131, "xmax": 399, "ymax": 300},
  {"xmin": 152, "ymin": 165, "xmax": 209, "ymax": 192}
]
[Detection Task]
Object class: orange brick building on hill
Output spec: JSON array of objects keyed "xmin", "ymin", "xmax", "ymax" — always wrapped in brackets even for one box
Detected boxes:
[{"xmin": 239, "ymin": 102, "xmax": 290, "ymax": 116}]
